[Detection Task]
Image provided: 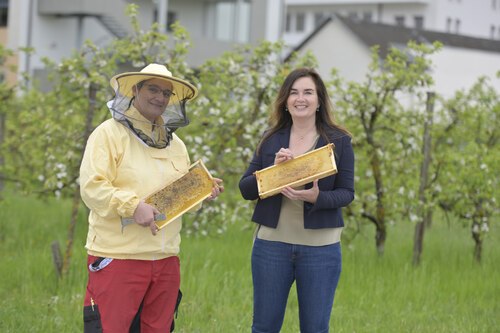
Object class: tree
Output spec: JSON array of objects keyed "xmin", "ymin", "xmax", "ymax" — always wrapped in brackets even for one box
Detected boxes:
[
  {"xmin": 180, "ymin": 42, "xmax": 317, "ymax": 235},
  {"xmin": 435, "ymin": 76, "xmax": 500, "ymax": 262},
  {"xmin": 331, "ymin": 41, "xmax": 440, "ymax": 254}
]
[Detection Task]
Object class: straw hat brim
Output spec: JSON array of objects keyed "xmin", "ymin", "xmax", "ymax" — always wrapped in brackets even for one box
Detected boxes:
[{"xmin": 110, "ymin": 72, "xmax": 199, "ymax": 100}]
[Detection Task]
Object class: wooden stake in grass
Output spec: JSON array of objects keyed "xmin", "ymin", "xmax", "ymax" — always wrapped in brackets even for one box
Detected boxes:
[
  {"xmin": 57, "ymin": 83, "xmax": 98, "ymax": 277},
  {"xmin": 413, "ymin": 91, "xmax": 434, "ymax": 266}
]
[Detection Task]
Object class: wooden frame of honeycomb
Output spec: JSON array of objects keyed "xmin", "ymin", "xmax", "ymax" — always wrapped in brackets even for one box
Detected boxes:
[
  {"xmin": 255, "ymin": 143, "xmax": 337, "ymax": 199},
  {"xmin": 143, "ymin": 159, "xmax": 215, "ymax": 230}
]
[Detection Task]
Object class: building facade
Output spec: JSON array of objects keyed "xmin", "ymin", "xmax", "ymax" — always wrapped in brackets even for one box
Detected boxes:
[
  {"xmin": 3, "ymin": 0, "xmax": 283, "ymax": 85},
  {"xmin": 283, "ymin": 0, "xmax": 500, "ymax": 48},
  {"xmin": 289, "ymin": 15, "xmax": 500, "ymax": 99},
  {"xmin": 1, "ymin": 0, "xmax": 500, "ymax": 87}
]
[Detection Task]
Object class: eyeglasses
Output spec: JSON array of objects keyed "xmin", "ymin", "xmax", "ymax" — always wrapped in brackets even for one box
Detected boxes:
[{"xmin": 143, "ymin": 84, "xmax": 175, "ymax": 98}]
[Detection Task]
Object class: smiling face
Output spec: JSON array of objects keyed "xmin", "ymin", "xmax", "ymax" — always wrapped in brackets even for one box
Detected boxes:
[
  {"xmin": 132, "ymin": 78, "xmax": 174, "ymax": 122},
  {"xmin": 286, "ymin": 76, "xmax": 319, "ymax": 122}
]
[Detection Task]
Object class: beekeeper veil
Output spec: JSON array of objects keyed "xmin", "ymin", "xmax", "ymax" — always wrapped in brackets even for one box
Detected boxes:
[{"xmin": 107, "ymin": 63, "xmax": 198, "ymax": 148}]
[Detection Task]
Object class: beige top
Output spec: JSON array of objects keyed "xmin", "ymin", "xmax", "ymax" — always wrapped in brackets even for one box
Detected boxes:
[
  {"xmin": 256, "ymin": 136, "xmax": 342, "ymax": 246},
  {"xmin": 256, "ymin": 189, "xmax": 343, "ymax": 246}
]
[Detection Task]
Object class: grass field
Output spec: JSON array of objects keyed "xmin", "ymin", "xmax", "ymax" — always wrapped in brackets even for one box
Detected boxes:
[{"xmin": 0, "ymin": 194, "xmax": 499, "ymax": 332}]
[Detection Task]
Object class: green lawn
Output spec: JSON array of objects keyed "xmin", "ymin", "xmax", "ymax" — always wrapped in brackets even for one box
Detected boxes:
[{"xmin": 0, "ymin": 194, "xmax": 498, "ymax": 332}]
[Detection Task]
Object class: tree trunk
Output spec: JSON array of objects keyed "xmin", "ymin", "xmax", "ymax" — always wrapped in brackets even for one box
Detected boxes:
[
  {"xmin": 473, "ymin": 240, "xmax": 482, "ymax": 263},
  {"xmin": 375, "ymin": 224, "xmax": 386, "ymax": 255},
  {"xmin": 424, "ymin": 209, "xmax": 433, "ymax": 229},
  {"xmin": 413, "ymin": 221, "xmax": 424, "ymax": 265},
  {"xmin": 371, "ymin": 150, "xmax": 386, "ymax": 255},
  {"xmin": 472, "ymin": 223, "xmax": 482, "ymax": 263}
]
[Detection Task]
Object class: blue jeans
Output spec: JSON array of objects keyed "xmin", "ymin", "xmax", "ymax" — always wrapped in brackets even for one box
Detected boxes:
[{"xmin": 251, "ymin": 238, "xmax": 342, "ymax": 333}]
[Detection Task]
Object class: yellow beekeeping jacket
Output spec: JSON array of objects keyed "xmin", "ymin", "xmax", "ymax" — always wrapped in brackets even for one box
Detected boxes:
[{"xmin": 80, "ymin": 108, "xmax": 191, "ymax": 260}]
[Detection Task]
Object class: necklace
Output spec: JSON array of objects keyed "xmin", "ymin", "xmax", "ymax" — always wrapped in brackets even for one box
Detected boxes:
[{"xmin": 293, "ymin": 128, "xmax": 316, "ymax": 141}]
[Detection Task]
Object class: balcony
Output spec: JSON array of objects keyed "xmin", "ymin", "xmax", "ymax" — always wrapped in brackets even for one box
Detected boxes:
[{"xmin": 38, "ymin": 0, "xmax": 120, "ymax": 17}]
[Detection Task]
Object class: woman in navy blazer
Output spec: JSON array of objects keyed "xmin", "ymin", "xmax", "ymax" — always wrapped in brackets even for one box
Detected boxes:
[{"xmin": 239, "ymin": 68, "xmax": 354, "ymax": 333}]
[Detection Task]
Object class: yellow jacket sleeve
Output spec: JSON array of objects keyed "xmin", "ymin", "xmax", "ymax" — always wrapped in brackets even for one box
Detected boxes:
[{"xmin": 80, "ymin": 121, "xmax": 140, "ymax": 219}]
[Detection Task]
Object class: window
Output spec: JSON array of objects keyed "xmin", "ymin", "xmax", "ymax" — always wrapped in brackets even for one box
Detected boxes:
[
  {"xmin": 0, "ymin": 6, "xmax": 8, "ymax": 27},
  {"xmin": 348, "ymin": 12, "xmax": 358, "ymax": 20},
  {"xmin": 166, "ymin": 12, "xmax": 177, "ymax": 32},
  {"xmin": 455, "ymin": 19, "xmax": 461, "ymax": 33},
  {"xmin": 314, "ymin": 12, "xmax": 325, "ymax": 27},
  {"xmin": 446, "ymin": 17, "xmax": 452, "ymax": 32},
  {"xmin": 206, "ymin": 1, "xmax": 250, "ymax": 43},
  {"xmin": 362, "ymin": 11, "xmax": 373, "ymax": 22},
  {"xmin": 296, "ymin": 12, "xmax": 305, "ymax": 32},
  {"xmin": 493, "ymin": 0, "xmax": 497, "ymax": 10},
  {"xmin": 285, "ymin": 12, "xmax": 308, "ymax": 33},
  {"xmin": 285, "ymin": 13, "xmax": 292, "ymax": 32},
  {"xmin": 414, "ymin": 16, "xmax": 424, "ymax": 29},
  {"xmin": 153, "ymin": 9, "xmax": 177, "ymax": 32},
  {"xmin": 395, "ymin": 16, "xmax": 405, "ymax": 27},
  {"xmin": 491, "ymin": 25, "xmax": 496, "ymax": 38}
]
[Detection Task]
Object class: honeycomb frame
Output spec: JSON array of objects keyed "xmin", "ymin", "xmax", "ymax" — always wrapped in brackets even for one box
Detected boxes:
[
  {"xmin": 143, "ymin": 159, "xmax": 214, "ymax": 229},
  {"xmin": 255, "ymin": 143, "xmax": 337, "ymax": 199}
]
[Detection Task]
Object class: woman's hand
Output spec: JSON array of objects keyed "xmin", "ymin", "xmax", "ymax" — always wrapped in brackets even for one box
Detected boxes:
[
  {"xmin": 281, "ymin": 179, "xmax": 320, "ymax": 203},
  {"xmin": 274, "ymin": 148, "xmax": 293, "ymax": 165},
  {"xmin": 206, "ymin": 178, "xmax": 224, "ymax": 201},
  {"xmin": 133, "ymin": 201, "xmax": 161, "ymax": 235}
]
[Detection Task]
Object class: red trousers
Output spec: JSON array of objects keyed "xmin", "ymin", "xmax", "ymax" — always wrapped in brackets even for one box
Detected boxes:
[{"xmin": 84, "ymin": 255, "xmax": 180, "ymax": 333}]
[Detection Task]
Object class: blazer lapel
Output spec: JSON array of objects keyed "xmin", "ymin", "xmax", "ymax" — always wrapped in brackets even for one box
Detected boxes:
[
  {"xmin": 316, "ymin": 134, "xmax": 327, "ymax": 149},
  {"xmin": 277, "ymin": 127, "xmax": 291, "ymax": 148}
]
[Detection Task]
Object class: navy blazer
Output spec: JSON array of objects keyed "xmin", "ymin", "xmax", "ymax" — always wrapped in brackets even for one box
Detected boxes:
[{"xmin": 239, "ymin": 127, "xmax": 355, "ymax": 229}]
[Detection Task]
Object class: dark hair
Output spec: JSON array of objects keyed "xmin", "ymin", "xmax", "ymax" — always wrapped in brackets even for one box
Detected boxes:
[
  {"xmin": 129, "ymin": 80, "xmax": 148, "ymax": 108},
  {"xmin": 256, "ymin": 67, "xmax": 351, "ymax": 154},
  {"xmin": 136, "ymin": 80, "xmax": 146, "ymax": 90}
]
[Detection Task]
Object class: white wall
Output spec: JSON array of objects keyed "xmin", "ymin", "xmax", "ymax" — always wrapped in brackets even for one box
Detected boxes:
[
  {"xmin": 430, "ymin": 47, "xmax": 500, "ymax": 98},
  {"xmin": 171, "ymin": 1, "xmax": 206, "ymax": 38},
  {"xmin": 295, "ymin": 18, "xmax": 372, "ymax": 82}
]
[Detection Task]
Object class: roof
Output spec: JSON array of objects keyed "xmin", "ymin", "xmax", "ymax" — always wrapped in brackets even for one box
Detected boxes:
[{"xmin": 286, "ymin": 15, "xmax": 500, "ymax": 61}]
